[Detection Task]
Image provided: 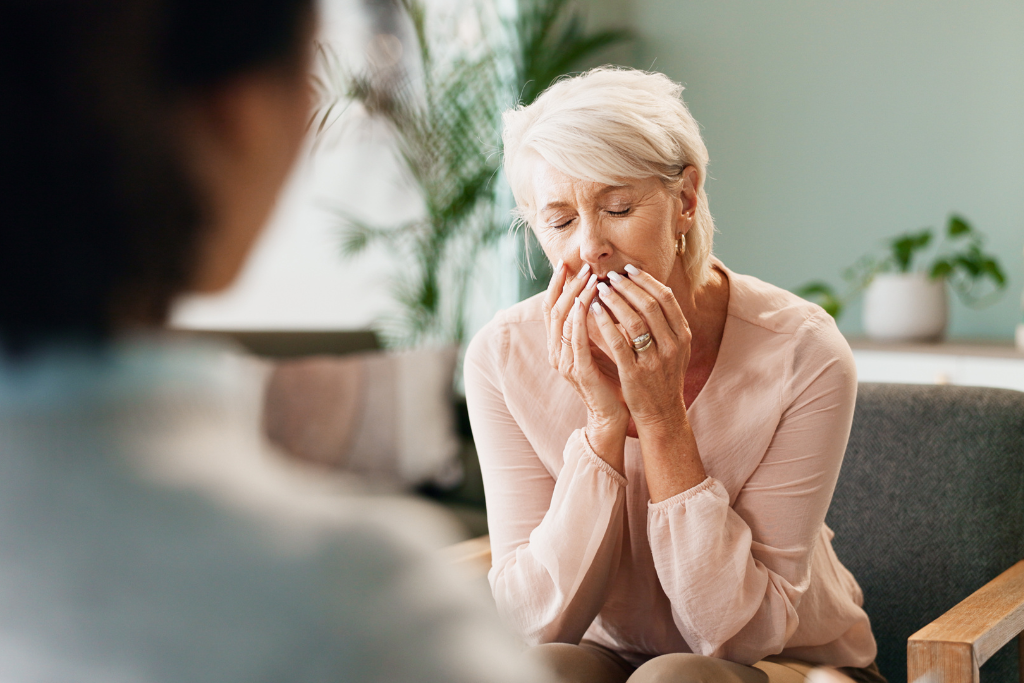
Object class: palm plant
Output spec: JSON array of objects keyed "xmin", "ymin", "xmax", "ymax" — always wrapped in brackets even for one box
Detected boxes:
[{"xmin": 312, "ymin": 0, "xmax": 629, "ymax": 347}]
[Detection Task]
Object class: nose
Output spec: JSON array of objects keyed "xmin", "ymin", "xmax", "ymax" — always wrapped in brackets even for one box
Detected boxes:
[{"xmin": 577, "ymin": 215, "xmax": 613, "ymax": 268}]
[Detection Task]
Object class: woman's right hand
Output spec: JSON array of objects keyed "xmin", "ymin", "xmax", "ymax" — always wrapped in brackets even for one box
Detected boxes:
[{"xmin": 543, "ymin": 261, "xmax": 629, "ymax": 472}]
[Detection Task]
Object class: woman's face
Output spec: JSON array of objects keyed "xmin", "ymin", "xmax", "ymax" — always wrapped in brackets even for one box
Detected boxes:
[{"xmin": 527, "ymin": 155, "xmax": 690, "ymax": 287}]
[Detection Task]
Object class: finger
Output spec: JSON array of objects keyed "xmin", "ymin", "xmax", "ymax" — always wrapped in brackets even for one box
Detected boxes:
[
  {"xmin": 559, "ymin": 298, "xmax": 576, "ymax": 369},
  {"xmin": 549, "ymin": 286, "xmax": 579, "ymax": 370},
  {"xmin": 542, "ymin": 258, "xmax": 567, "ymax": 321},
  {"xmin": 577, "ymin": 276, "xmax": 600, "ymax": 310},
  {"xmin": 552, "ymin": 264, "xmax": 593, "ymax": 333},
  {"xmin": 562, "ymin": 271, "xmax": 599, "ymax": 348},
  {"xmin": 543, "ymin": 259, "xmax": 567, "ymax": 365},
  {"xmin": 548, "ymin": 265, "xmax": 595, "ymax": 366},
  {"xmin": 604, "ymin": 271, "xmax": 674, "ymax": 346},
  {"xmin": 571, "ymin": 295, "xmax": 594, "ymax": 372},
  {"xmin": 580, "ymin": 299, "xmax": 621, "ymax": 383},
  {"xmin": 560, "ymin": 273, "xmax": 595, "ymax": 345},
  {"xmin": 590, "ymin": 298, "xmax": 637, "ymax": 371},
  {"xmin": 619, "ymin": 265, "xmax": 686, "ymax": 339},
  {"xmin": 595, "ymin": 281, "xmax": 651, "ymax": 348},
  {"xmin": 558, "ymin": 263, "xmax": 593, "ymax": 315},
  {"xmin": 559, "ymin": 295, "xmax": 588, "ymax": 376}
]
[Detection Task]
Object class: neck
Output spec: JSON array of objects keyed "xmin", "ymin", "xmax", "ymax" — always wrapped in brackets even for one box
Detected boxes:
[{"xmin": 668, "ymin": 261, "xmax": 729, "ymax": 362}]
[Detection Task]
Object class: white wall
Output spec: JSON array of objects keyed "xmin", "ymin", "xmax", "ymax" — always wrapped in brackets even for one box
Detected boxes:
[{"xmin": 172, "ymin": 0, "xmax": 519, "ymax": 338}]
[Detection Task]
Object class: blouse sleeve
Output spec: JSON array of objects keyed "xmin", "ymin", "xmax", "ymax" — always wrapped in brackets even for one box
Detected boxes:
[
  {"xmin": 647, "ymin": 311, "xmax": 858, "ymax": 664},
  {"xmin": 463, "ymin": 319, "xmax": 627, "ymax": 645}
]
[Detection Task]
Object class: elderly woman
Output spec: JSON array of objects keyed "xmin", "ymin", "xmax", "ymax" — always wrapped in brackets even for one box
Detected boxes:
[{"xmin": 464, "ymin": 68, "xmax": 882, "ymax": 683}]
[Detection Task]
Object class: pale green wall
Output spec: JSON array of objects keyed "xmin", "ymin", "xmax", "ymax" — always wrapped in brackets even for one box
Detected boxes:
[{"xmin": 606, "ymin": 0, "xmax": 1024, "ymax": 339}]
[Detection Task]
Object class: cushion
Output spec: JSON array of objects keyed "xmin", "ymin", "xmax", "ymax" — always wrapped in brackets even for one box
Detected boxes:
[
  {"xmin": 262, "ymin": 346, "xmax": 461, "ymax": 487},
  {"xmin": 826, "ymin": 383, "xmax": 1024, "ymax": 683}
]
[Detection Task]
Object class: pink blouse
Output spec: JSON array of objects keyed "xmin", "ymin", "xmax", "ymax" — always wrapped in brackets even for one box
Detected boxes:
[{"xmin": 464, "ymin": 264, "xmax": 877, "ymax": 668}]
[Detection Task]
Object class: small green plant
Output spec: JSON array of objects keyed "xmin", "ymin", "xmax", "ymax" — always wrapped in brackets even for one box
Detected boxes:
[{"xmin": 795, "ymin": 214, "xmax": 1006, "ymax": 319}]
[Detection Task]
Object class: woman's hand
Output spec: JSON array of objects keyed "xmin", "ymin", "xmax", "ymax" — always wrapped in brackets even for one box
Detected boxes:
[
  {"xmin": 589, "ymin": 264, "xmax": 707, "ymax": 501},
  {"xmin": 543, "ymin": 261, "xmax": 629, "ymax": 472},
  {"xmin": 589, "ymin": 265, "xmax": 691, "ymax": 435}
]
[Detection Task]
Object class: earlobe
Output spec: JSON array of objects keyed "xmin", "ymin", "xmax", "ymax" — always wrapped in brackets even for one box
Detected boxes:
[
  {"xmin": 191, "ymin": 71, "xmax": 300, "ymax": 165},
  {"xmin": 205, "ymin": 78, "xmax": 272, "ymax": 161},
  {"xmin": 677, "ymin": 166, "xmax": 699, "ymax": 235},
  {"xmin": 675, "ymin": 195, "xmax": 695, "ymax": 236},
  {"xmin": 684, "ymin": 211, "xmax": 695, "ymax": 236}
]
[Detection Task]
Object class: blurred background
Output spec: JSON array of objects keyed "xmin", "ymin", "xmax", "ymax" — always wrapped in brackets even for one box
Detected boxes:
[
  {"xmin": 173, "ymin": 0, "xmax": 1024, "ymax": 342},
  {"xmin": 168, "ymin": 0, "xmax": 1024, "ymax": 532}
]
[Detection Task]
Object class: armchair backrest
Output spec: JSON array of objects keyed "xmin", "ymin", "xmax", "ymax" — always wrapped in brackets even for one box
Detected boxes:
[{"xmin": 826, "ymin": 383, "xmax": 1024, "ymax": 683}]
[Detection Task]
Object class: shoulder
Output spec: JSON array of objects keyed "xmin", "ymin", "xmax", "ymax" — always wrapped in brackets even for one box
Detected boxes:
[
  {"xmin": 309, "ymin": 506, "xmax": 549, "ymax": 683},
  {"xmin": 464, "ymin": 293, "xmax": 547, "ymax": 387},
  {"xmin": 726, "ymin": 268, "xmax": 833, "ymax": 337},
  {"xmin": 724, "ymin": 267, "xmax": 855, "ymax": 392}
]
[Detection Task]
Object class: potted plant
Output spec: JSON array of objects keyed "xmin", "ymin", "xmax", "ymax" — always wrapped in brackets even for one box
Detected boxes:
[
  {"xmin": 796, "ymin": 215, "xmax": 1006, "ymax": 342},
  {"xmin": 311, "ymin": 0, "xmax": 629, "ymax": 347}
]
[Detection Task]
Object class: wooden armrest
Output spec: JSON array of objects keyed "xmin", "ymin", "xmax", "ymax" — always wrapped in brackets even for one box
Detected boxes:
[
  {"xmin": 908, "ymin": 560, "xmax": 1024, "ymax": 683},
  {"xmin": 441, "ymin": 534, "xmax": 491, "ymax": 579}
]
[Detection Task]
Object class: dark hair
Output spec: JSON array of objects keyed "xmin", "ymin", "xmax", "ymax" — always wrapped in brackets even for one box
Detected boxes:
[{"xmin": 0, "ymin": 0, "xmax": 312, "ymax": 356}]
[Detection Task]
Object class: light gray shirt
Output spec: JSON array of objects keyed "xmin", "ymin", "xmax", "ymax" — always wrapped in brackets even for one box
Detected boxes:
[{"xmin": 0, "ymin": 337, "xmax": 543, "ymax": 683}]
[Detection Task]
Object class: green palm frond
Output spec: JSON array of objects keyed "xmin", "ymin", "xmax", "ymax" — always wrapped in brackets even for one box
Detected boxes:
[
  {"xmin": 333, "ymin": 213, "xmax": 420, "ymax": 256},
  {"xmin": 512, "ymin": 0, "xmax": 631, "ymax": 105},
  {"xmin": 312, "ymin": 0, "xmax": 631, "ymax": 346}
]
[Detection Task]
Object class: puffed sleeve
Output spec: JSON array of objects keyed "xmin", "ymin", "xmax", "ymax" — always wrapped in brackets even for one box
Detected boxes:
[
  {"xmin": 464, "ymin": 317, "xmax": 627, "ymax": 645},
  {"xmin": 646, "ymin": 311, "xmax": 857, "ymax": 664}
]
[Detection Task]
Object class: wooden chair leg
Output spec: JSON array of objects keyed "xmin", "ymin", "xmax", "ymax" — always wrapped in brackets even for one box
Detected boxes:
[{"xmin": 1018, "ymin": 633, "xmax": 1023, "ymax": 683}]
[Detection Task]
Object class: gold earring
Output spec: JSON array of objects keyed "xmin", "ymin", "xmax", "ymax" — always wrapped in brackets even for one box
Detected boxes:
[{"xmin": 676, "ymin": 233, "xmax": 686, "ymax": 257}]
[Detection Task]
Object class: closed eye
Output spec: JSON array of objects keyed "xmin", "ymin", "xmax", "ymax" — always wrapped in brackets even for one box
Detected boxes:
[
  {"xmin": 551, "ymin": 217, "xmax": 575, "ymax": 229},
  {"xmin": 607, "ymin": 208, "xmax": 630, "ymax": 216}
]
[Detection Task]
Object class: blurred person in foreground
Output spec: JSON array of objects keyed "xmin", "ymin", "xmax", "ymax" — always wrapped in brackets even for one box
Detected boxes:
[
  {"xmin": 0, "ymin": 2, "xmax": 550, "ymax": 682},
  {"xmin": 464, "ymin": 68, "xmax": 881, "ymax": 683}
]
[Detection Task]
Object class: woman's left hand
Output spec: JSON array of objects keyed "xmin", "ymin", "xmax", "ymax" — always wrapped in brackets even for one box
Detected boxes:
[{"xmin": 589, "ymin": 266, "xmax": 692, "ymax": 434}]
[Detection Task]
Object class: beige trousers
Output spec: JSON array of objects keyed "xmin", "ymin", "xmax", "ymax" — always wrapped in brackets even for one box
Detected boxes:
[{"xmin": 528, "ymin": 641, "xmax": 886, "ymax": 683}]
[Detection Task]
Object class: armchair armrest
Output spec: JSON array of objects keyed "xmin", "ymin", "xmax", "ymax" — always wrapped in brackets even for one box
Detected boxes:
[
  {"xmin": 908, "ymin": 560, "xmax": 1024, "ymax": 683},
  {"xmin": 442, "ymin": 534, "xmax": 492, "ymax": 579}
]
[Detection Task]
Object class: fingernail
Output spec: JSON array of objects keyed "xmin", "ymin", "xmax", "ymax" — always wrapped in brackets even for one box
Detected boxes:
[
  {"xmin": 597, "ymin": 282, "xmax": 611, "ymax": 296},
  {"xmin": 576, "ymin": 263, "xmax": 591, "ymax": 280},
  {"xmin": 591, "ymin": 301, "xmax": 603, "ymax": 316},
  {"xmin": 624, "ymin": 264, "xmax": 640, "ymax": 276},
  {"xmin": 574, "ymin": 296, "xmax": 580, "ymax": 306},
  {"xmin": 554, "ymin": 259, "xmax": 563, "ymax": 272},
  {"xmin": 586, "ymin": 274, "xmax": 597, "ymax": 289},
  {"xmin": 608, "ymin": 271, "xmax": 623, "ymax": 283}
]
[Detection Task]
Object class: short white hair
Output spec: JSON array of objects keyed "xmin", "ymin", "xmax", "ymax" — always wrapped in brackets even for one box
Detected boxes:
[{"xmin": 502, "ymin": 67, "xmax": 715, "ymax": 287}]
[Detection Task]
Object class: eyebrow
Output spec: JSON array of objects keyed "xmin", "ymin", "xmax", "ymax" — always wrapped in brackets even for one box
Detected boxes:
[
  {"xmin": 539, "ymin": 184, "xmax": 635, "ymax": 213},
  {"xmin": 539, "ymin": 200, "xmax": 573, "ymax": 212}
]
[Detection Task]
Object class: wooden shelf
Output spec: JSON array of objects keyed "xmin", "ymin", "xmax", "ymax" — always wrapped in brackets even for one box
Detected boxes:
[
  {"xmin": 847, "ymin": 337, "xmax": 1024, "ymax": 392},
  {"xmin": 846, "ymin": 338, "xmax": 1023, "ymax": 360}
]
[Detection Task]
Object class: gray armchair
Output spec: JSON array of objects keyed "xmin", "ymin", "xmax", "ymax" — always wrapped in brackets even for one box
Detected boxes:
[
  {"xmin": 827, "ymin": 383, "xmax": 1024, "ymax": 683},
  {"xmin": 450, "ymin": 382, "xmax": 1024, "ymax": 682}
]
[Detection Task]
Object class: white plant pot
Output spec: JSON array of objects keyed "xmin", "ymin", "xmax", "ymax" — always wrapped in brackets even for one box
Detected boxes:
[{"xmin": 863, "ymin": 273, "xmax": 947, "ymax": 342}]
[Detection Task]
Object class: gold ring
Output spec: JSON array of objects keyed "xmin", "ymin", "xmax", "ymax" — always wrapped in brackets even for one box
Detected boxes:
[
  {"xmin": 561, "ymin": 335, "xmax": 572, "ymax": 346},
  {"xmin": 634, "ymin": 336, "xmax": 654, "ymax": 353},
  {"xmin": 631, "ymin": 332, "xmax": 651, "ymax": 350}
]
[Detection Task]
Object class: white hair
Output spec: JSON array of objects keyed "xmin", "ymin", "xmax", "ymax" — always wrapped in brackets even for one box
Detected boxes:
[{"xmin": 502, "ymin": 67, "xmax": 715, "ymax": 287}]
